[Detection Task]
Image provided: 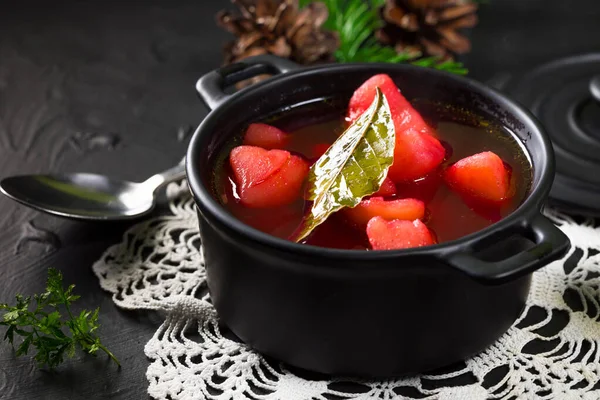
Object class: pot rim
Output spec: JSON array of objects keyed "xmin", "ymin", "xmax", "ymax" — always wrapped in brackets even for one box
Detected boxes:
[{"xmin": 186, "ymin": 62, "xmax": 554, "ymax": 262}]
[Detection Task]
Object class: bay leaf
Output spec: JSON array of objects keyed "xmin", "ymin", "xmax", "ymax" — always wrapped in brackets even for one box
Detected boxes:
[{"xmin": 293, "ymin": 87, "xmax": 395, "ymax": 242}]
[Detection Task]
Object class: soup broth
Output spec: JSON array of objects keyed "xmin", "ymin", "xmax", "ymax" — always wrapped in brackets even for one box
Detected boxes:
[{"xmin": 213, "ymin": 97, "xmax": 532, "ymax": 250}]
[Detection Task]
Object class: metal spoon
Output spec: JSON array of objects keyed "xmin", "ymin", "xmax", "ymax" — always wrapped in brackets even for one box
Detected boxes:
[{"xmin": 0, "ymin": 158, "xmax": 186, "ymax": 220}]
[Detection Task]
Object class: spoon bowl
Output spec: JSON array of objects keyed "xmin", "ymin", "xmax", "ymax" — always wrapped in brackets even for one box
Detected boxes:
[{"xmin": 0, "ymin": 159, "xmax": 185, "ymax": 221}]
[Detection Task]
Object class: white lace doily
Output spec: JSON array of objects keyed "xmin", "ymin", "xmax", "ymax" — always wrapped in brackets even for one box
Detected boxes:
[{"xmin": 93, "ymin": 181, "xmax": 600, "ymax": 400}]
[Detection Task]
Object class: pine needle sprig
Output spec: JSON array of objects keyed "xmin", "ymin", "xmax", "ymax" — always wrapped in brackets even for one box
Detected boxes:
[
  {"xmin": 0, "ymin": 268, "xmax": 119, "ymax": 369},
  {"xmin": 412, "ymin": 57, "xmax": 469, "ymax": 75},
  {"xmin": 300, "ymin": 0, "xmax": 468, "ymax": 74}
]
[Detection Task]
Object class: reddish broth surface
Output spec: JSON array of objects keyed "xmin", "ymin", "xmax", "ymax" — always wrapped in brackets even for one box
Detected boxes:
[{"xmin": 214, "ymin": 100, "xmax": 532, "ymax": 250}]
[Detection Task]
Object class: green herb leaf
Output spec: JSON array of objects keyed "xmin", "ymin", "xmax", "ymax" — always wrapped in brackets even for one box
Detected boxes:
[
  {"xmin": 3, "ymin": 310, "xmax": 19, "ymax": 322},
  {"xmin": 294, "ymin": 87, "xmax": 395, "ymax": 242},
  {"xmin": 16, "ymin": 335, "xmax": 33, "ymax": 356},
  {"xmin": 4, "ymin": 325, "xmax": 15, "ymax": 343},
  {"xmin": 0, "ymin": 268, "xmax": 119, "ymax": 369}
]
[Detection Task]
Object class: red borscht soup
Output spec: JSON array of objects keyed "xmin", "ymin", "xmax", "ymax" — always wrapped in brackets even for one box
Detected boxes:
[{"xmin": 212, "ymin": 74, "xmax": 532, "ymax": 251}]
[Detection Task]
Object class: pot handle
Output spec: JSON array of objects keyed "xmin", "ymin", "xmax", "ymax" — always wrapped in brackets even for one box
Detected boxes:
[
  {"xmin": 196, "ymin": 55, "xmax": 300, "ymax": 110},
  {"xmin": 445, "ymin": 213, "xmax": 570, "ymax": 284}
]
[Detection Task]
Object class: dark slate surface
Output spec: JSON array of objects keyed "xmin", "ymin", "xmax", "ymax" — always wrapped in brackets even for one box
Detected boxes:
[{"xmin": 0, "ymin": 0, "xmax": 599, "ymax": 399}]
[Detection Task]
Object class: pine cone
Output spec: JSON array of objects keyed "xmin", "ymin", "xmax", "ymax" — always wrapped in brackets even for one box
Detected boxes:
[
  {"xmin": 377, "ymin": 0, "xmax": 478, "ymax": 61},
  {"xmin": 217, "ymin": 0, "xmax": 339, "ymax": 68}
]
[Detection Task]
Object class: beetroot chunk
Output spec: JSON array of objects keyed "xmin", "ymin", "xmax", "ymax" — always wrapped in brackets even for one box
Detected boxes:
[
  {"xmin": 230, "ymin": 146, "xmax": 308, "ymax": 207},
  {"xmin": 444, "ymin": 151, "xmax": 511, "ymax": 203},
  {"xmin": 243, "ymin": 123, "xmax": 290, "ymax": 149},
  {"xmin": 343, "ymin": 197, "xmax": 425, "ymax": 227},
  {"xmin": 367, "ymin": 217, "xmax": 435, "ymax": 250},
  {"xmin": 348, "ymin": 74, "xmax": 445, "ymax": 182}
]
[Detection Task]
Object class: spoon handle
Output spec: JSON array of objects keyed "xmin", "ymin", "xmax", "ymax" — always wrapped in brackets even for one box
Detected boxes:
[{"xmin": 142, "ymin": 157, "xmax": 186, "ymax": 192}]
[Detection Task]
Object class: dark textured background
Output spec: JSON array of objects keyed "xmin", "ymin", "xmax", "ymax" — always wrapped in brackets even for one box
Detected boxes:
[{"xmin": 1, "ymin": 0, "xmax": 599, "ymax": 399}]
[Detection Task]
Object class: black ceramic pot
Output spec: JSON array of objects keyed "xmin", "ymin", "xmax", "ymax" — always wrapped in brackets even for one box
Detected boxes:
[{"xmin": 186, "ymin": 55, "xmax": 570, "ymax": 377}]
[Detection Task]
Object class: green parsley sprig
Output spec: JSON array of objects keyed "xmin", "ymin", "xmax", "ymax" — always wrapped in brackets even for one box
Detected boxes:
[
  {"xmin": 0, "ymin": 268, "xmax": 119, "ymax": 369},
  {"xmin": 300, "ymin": 0, "xmax": 468, "ymax": 74}
]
